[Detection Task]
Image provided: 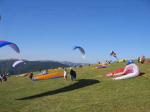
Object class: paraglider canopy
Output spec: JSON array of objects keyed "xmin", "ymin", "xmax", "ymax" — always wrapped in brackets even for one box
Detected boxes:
[
  {"xmin": 12, "ymin": 60, "xmax": 25, "ymax": 68},
  {"xmin": 110, "ymin": 51, "xmax": 118, "ymax": 60},
  {"xmin": 110, "ymin": 51, "xmax": 117, "ymax": 57},
  {"xmin": 73, "ymin": 46, "xmax": 85, "ymax": 58},
  {"xmin": 0, "ymin": 40, "xmax": 20, "ymax": 53}
]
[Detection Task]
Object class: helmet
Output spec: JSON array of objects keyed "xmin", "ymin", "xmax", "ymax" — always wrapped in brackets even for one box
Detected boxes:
[{"xmin": 126, "ymin": 60, "xmax": 134, "ymax": 65}]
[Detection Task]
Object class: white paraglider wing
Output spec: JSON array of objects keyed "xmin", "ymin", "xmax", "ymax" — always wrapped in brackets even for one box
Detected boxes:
[{"xmin": 12, "ymin": 60, "xmax": 25, "ymax": 68}]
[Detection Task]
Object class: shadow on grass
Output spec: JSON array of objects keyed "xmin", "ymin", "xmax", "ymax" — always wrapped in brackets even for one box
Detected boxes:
[
  {"xmin": 17, "ymin": 79, "xmax": 100, "ymax": 100},
  {"xmin": 139, "ymin": 72, "xmax": 145, "ymax": 76}
]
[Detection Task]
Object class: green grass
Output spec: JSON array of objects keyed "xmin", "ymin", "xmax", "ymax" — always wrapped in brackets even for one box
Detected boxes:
[{"xmin": 0, "ymin": 62, "xmax": 150, "ymax": 112}]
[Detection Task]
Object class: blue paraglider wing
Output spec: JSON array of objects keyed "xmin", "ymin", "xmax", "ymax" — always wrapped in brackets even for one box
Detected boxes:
[
  {"xmin": 9, "ymin": 43, "xmax": 20, "ymax": 53},
  {"xmin": 73, "ymin": 46, "xmax": 85, "ymax": 55},
  {"xmin": 0, "ymin": 40, "xmax": 20, "ymax": 53}
]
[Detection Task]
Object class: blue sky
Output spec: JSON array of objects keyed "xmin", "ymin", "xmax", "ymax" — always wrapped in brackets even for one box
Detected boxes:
[{"xmin": 0, "ymin": 0, "xmax": 150, "ymax": 63}]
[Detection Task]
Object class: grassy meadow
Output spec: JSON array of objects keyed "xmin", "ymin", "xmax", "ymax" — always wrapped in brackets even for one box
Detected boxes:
[{"xmin": 0, "ymin": 62, "xmax": 150, "ymax": 112}]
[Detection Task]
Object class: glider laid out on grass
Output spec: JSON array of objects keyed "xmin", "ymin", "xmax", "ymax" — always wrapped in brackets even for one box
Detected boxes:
[
  {"xmin": 32, "ymin": 72, "xmax": 64, "ymax": 81},
  {"xmin": 106, "ymin": 60, "xmax": 140, "ymax": 80}
]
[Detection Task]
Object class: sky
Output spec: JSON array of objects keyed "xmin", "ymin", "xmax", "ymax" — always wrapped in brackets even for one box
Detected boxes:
[{"xmin": 0, "ymin": 0, "xmax": 150, "ymax": 63}]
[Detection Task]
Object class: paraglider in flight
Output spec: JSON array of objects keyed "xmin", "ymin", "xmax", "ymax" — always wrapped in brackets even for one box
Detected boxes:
[
  {"xmin": 0, "ymin": 40, "xmax": 20, "ymax": 53},
  {"xmin": 73, "ymin": 46, "xmax": 85, "ymax": 59},
  {"xmin": 12, "ymin": 60, "xmax": 25, "ymax": 68},
  {"xmin": 110, "ymin": 51, "xmax": 118, "ymax": 60}
]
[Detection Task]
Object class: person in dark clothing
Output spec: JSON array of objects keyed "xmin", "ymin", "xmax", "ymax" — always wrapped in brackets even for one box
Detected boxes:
[
  {"xmin": 2, "ymin": 75, "xmax": 7, "ymax": 81},
  {"xmin": 137, "ymin": 57, "xmax": 140, "ymax": 63},
  {"xmin": 29, "ymin": 72, "xmax": 34, "ymax": 79},
  {"xmin": 140, "ymin": 56, "xmax": 145, "ymax": 64},
  {"xmin": 70, "ymin": 67, "xmax": 77, "ymax": 81}
]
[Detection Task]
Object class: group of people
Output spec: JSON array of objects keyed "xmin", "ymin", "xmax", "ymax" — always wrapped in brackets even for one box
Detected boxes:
[
  {"xmin": 64, "ymin": 67, "xmax": 77, "ymax": 81},
  {"xmin": 0, "ymin": 73, "xmax": 8, "ymax": 84},
  {"xmin": 98, "ymin": 60, "xmax": 112, "ymax": 65},
  {"xmin": 65, "ymin": 60, "xmax": 141, "ymax": 81}
]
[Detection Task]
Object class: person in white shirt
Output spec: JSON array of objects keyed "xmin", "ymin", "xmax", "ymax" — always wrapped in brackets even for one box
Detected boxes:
[
  {"xmin": 0, "ymin": 74, "xmax": 3, "ymax": 84},
  {"xmin": 64, "ymin": 68, "xmax": 67, "ymax": 80}
]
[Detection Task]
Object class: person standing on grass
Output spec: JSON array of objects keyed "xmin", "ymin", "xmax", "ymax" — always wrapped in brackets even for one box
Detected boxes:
[
  {"xmin": 140, "ymin": 56, "xmax": 145, "ymax": 64},
  {"xmin": 0, "ymin": 74, "xmax": 3, "ymax": 84},
  {"xmin": 2, "ymin": 74, "xmax": 7, "ymax": 82},
  {"xmin": 64, "ymin": 68, "xmax": 67, "ymax": 80},
  {"xmin": 29, "ymin": 72, "xmax": 34, "ymax": 79},
  {"xmin": 70, "ymin": 67, "xmax": 77, "ymax": 81},
  {"xmin": 138, "ymin": 57, "xmax": 140, "ymax": 63}
]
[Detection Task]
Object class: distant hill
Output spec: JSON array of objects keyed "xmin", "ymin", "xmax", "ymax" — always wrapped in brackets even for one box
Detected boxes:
[{"xmin": 0, "ymin": 59, "xmax": 68, "ymax": 75}]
